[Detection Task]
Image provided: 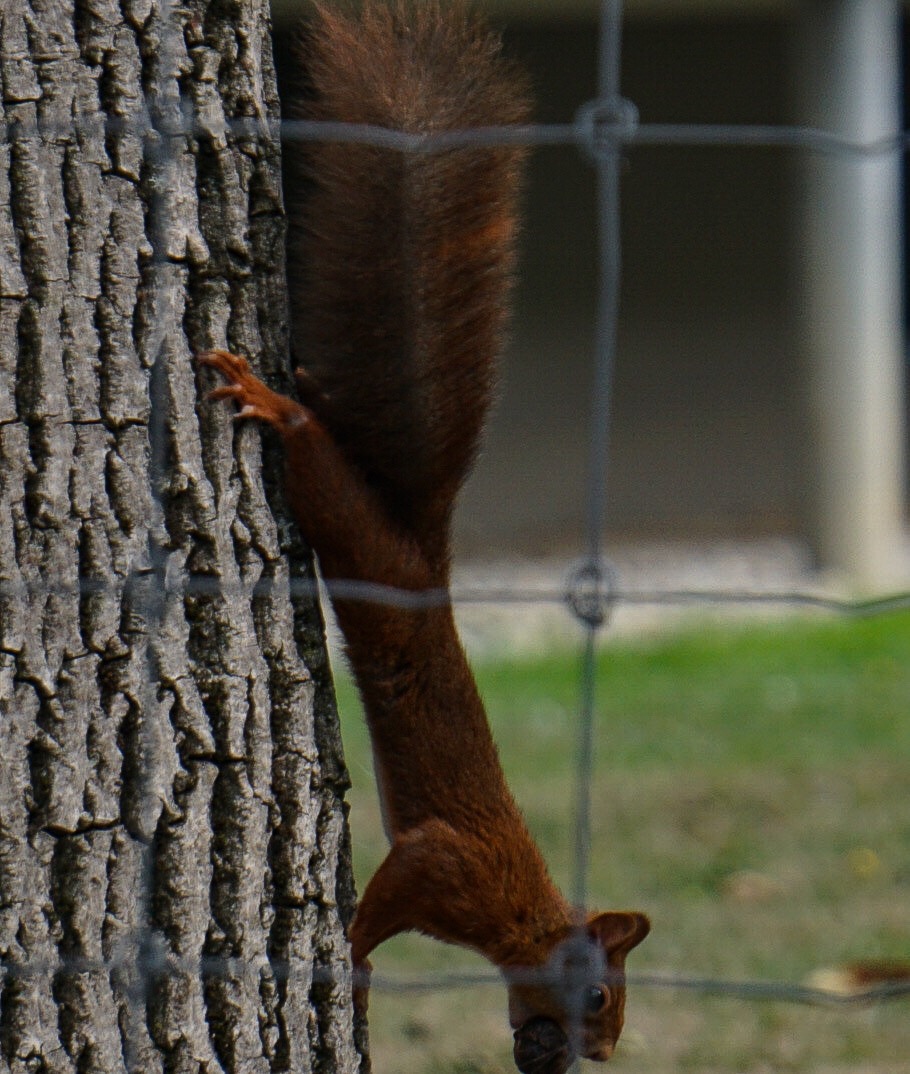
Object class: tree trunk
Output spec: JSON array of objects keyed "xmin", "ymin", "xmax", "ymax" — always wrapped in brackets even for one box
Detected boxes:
[{"xmin": 0, "ymin": 2, "xmax": 362, "ymax": 1071}]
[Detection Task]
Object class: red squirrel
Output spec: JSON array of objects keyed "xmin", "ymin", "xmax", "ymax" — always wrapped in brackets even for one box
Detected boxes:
[{"xmin": 201, "ymin": 2, "xmax": 649, "ymax": 1069}]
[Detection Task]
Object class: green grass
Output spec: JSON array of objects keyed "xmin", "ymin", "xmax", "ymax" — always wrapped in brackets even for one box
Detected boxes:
[{"xmin": 333, "ymin": 611, "xmax": 910, "ymax": 1073}]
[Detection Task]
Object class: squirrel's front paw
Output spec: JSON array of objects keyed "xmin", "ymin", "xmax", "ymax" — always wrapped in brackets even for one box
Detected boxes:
[{"xmin": 199, "ymin": 349, "xmax": 303, "ymax": 428}]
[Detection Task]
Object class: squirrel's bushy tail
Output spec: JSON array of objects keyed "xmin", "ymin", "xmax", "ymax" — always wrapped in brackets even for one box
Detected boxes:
[{"xmin": 284, "ymin": 0, "xmax": 530, "ymax": 565}]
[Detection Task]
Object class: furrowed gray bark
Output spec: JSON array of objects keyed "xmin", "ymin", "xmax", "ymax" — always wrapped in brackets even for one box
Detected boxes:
[{"xmin": 0, "ymin": 2, "xmax": 362, "ymax": 1072}]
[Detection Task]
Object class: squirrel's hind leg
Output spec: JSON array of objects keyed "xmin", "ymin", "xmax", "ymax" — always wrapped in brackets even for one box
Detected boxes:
[
  {"xmin": 200, "ymin": 348, "xmax": 434, "ymax": 601},
  {"xmin": 200, "ymin": 350, "xmax": 308, "ymax": 428}
]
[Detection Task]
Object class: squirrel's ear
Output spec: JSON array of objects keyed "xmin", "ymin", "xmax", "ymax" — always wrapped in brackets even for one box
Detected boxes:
[{"xmin": 586, "ymin": 911, "xmax": 650, "ymax": 957}]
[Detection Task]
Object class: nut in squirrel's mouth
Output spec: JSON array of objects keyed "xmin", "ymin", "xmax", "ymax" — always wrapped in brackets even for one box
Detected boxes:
[{"xmin": 512, "ymin": 1016, "xmax": 619, "ymax": 1073}]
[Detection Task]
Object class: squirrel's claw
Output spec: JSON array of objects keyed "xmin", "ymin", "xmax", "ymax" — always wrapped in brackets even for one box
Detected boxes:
[
  {"xmin": 234, "ymin": 402, "xmax": 274, "ymax": 423},
  {"xmin": 206, "ymin": 383, "xmax": 244, "ymax": 404},
  {"xmin": 199, "ymin": 348, "xmax": 251, "ymax": 377},
  {"xmin": 198, "ymin": 348, "xmax": 308, "ymax": 431}
]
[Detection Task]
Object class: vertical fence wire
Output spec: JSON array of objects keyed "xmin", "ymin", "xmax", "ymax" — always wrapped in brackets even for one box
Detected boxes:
[{"xmin": 570, "ymin": 0, "xmax": 627, "ymax": 915}]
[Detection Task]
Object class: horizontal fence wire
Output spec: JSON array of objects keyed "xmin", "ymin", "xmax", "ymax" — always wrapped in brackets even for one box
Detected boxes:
[
  {"xmin": 2, "ymin": 571, "xmax": 909, "ymax": 614},
  {"xmin": 277, "ymin": 118, "xmax": 910, "ymax": 156},
  {"xmin": 11, "ymin": 114, "xmax": 910, "ymax": 153},
  {"xmin": 3, "ymin": 4, "xmax": 910, "ymax": 1068},
  {"xmin": 2, "ymin": 947, "xmax": 908, "ymax": 1007}
]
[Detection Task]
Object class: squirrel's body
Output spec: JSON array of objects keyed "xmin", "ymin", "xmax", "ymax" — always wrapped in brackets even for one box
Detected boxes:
[{"xmin": 203, "ymin": 3, "xmax": 648, "ymax": 1070}]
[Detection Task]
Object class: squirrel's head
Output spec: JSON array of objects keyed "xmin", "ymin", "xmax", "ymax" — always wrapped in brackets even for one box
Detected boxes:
[{"xmin": 507, "ymin": 910, "xmax": 650, "ymax": 1074}]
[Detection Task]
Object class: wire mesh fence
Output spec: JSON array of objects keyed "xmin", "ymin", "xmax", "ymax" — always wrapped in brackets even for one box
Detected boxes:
[{"xmin": 1, "ymin": 0, "xmax": 909, "ymax": 1070}]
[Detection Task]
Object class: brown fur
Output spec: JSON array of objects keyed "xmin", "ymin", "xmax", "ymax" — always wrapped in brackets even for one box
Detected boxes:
[
  {"xmin": 201, "ymin": 2, "xmax": 648, "ymax": 1067},
  {"xmin": 285, "ymin": 1, "xmax": 530, "ymax": 564}
]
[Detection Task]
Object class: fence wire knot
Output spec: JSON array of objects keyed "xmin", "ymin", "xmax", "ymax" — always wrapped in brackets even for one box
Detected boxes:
[
  {"xmin": 575, "ymin": 95, "xmax": 639, "ymax": 160},
  {"xmin": 565, "ymin": 557, "xmax": 617, "ymax": 630}
]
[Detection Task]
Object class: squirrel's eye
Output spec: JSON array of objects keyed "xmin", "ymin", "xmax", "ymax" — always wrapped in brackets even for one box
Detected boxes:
[{"xmin": 584, "ymin": 986, "xmax": 607, "ymax": 1014}]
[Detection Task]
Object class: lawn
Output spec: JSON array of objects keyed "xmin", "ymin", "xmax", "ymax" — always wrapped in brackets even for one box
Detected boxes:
[{"xmin": 332, "ymin": 610, "xmax": 910, "ymax": 1073}]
